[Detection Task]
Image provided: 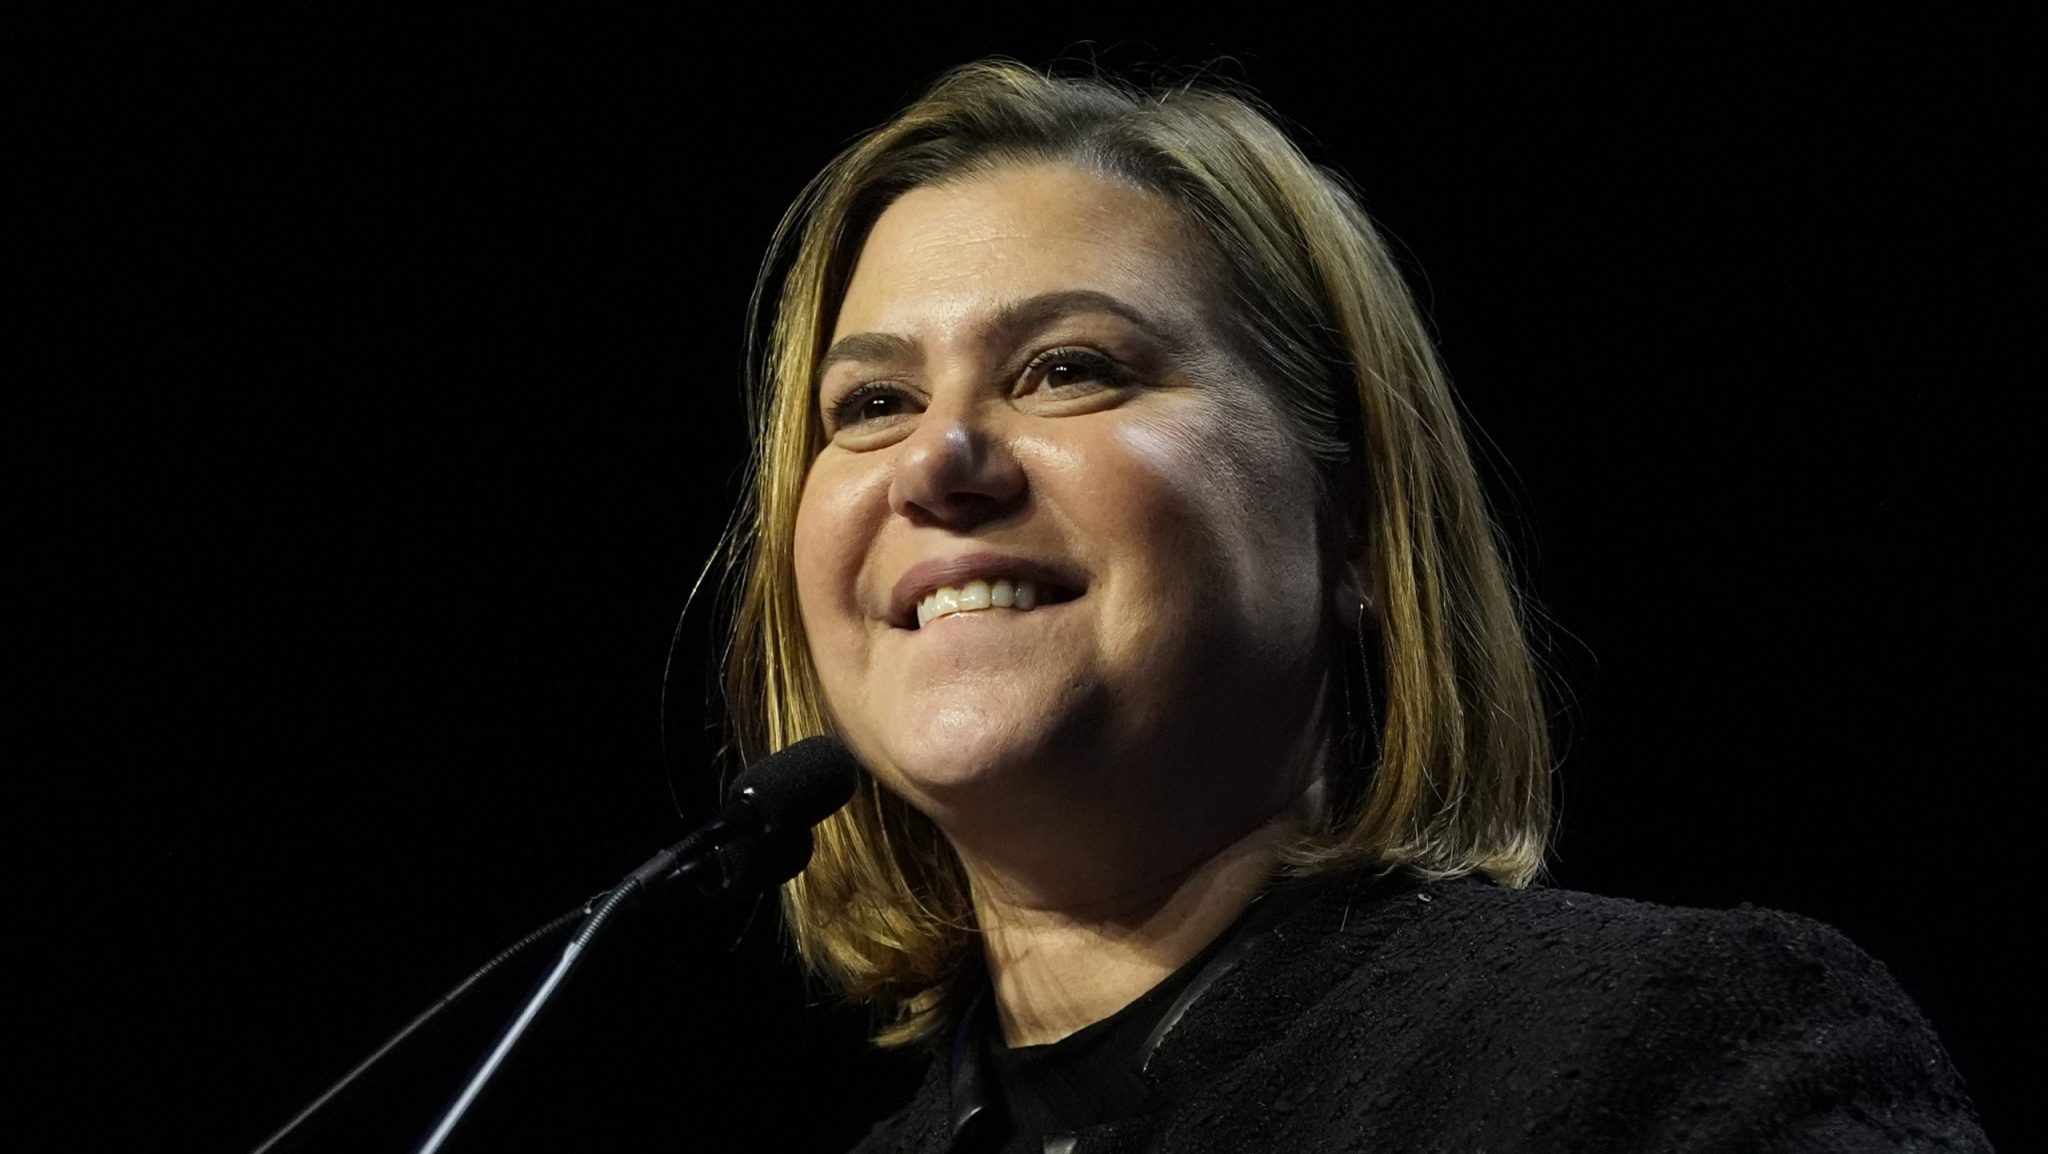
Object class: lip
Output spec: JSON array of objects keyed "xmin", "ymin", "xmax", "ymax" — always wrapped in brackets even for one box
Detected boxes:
[{"xmin": 886, "ymin": 551, "xmax": 1088, "ymax": 629}]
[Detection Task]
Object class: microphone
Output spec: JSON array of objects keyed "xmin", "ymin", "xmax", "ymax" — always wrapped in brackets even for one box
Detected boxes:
[
  {"xmin": 252, "ymin": 737, "xmax": 866, "ymax": 1154},
  {"xmin": 691, "ymin": 825, "xmax": 816, "ymax": 896},
  {"xmin": 413, "ymin": 736, "xmax": 862, "ymax": 1154},
  {"xmin": 669, "ymin": 736, "xmax": 859, "ymax": 894},
  {"xmin": 732, "ymin": 734, "xmax": 866, "ymax": 831},
  {"xmin": 632, "ymin": 735, "xmax": 861, "ymax": 894},
  {"xmin": 251, "ymin": 738, "xmax": 866, "ymax": 1154}
]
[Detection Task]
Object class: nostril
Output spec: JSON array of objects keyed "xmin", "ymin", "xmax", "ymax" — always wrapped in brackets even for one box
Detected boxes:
[
  {"xmin": 888, "ymin": 417, "xmax": 1027, "ymax": 528},
  {"xmin": 902, "ymin": 491, "xmax": 1021, "ymax": 532}
]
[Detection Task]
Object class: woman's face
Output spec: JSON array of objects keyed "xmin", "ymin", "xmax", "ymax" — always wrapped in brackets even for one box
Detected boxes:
[{"xmin": 793, "ymin": 162, "xmax": 1337, "ymax": 849}]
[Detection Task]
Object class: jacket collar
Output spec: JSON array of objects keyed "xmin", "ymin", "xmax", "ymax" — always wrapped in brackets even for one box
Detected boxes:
[{"xmin": 947, "ymin": 990, "xmax": 995, "ymax": 1144}]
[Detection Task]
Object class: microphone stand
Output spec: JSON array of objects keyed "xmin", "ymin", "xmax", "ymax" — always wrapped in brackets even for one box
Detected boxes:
[
  {"xmin": 413, "ymin": 824, "xmax": 728, "ymax": 1154},
  {"xmin": 250, "ymin": 736, "xmax": 855, "ymax": 1153},
  {"xmin": 248, "ymin": 901, "xmax": 593, "ymax": 1154},
  {"xmin": 249, "ymin": 827, "xmax": 725, "ymax": 1154}
]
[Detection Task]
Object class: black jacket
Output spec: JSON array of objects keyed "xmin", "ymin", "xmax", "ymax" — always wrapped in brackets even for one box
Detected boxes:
[{"xmin": 849, "ymin": 869, "xmax": 1988, "ymax": 1152}]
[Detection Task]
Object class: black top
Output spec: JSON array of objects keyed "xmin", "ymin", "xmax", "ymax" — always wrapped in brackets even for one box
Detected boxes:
[
  {"xmin": 850, "ymin": 867, "xmax": 1990, "ymax": 1153},
  {"xmin": 979, "ymin": 950, "xmax": 1191, "ymax": 1152},
  {"xmin": 976, "ymin": 883, "xmax": 1315, "ymax": 1151}
]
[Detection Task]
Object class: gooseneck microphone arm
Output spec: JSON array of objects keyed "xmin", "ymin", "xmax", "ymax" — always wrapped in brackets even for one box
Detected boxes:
[
  {"xmin": 411, "ymin": 854, "xmax": 672, "ymax": 1154},
  {"xmin": 247, "ymin": 900, "xmax": 592, "ymax": 1154},
  {"xmin": 244, "ymin": 738, "xmax": 860, "ymax": 1154},
  {"xmin": 413, "ymin": 737, "xmax": 860, "ymax": 1154},
  {"xmin": 413, "ymin": 736, "xmax": 859, "ymax": 1154}
]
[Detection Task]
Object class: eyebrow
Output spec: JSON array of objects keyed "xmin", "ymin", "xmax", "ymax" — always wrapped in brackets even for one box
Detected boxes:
[{"xmin": 814, "ymin": 289, "xmax": 1183, "ymax": 390}]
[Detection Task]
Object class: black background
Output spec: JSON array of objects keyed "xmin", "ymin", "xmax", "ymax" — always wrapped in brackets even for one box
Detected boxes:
[{"xmin": 15, "ymin": 14, "xmax": 2029, "ymax": 1152}]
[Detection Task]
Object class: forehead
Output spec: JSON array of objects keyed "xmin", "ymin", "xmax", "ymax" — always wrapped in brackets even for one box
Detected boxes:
[{"xmin": 831, "ymin": 161, "xmax": 1218, "ymax": 341}]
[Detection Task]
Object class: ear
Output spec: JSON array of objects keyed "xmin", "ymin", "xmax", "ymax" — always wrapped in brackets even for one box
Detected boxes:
[
  {"xmin": 1334, "ymin": 548, "xmax": 1379, "ymax": 633},
  {"xmin": 1326, "ymin": 457, "xmax": 1377, "ymax": 633}
]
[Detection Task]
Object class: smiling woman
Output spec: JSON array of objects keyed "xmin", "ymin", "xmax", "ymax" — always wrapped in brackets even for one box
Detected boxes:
[
  {"xmin": 717, "ymin": 60, "xmax": 1987, "ymax": 1153},
  {"xmin": 797, "ymin": 165, "xmax": 1337, "ymax": 929}
]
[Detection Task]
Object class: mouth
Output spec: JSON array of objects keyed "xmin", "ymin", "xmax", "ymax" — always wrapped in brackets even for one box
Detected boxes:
[
  {"xmin": 906, "ymin": 577, "xmax": 1083, "ymax": 629},
  {"xmin": 886, "ymin": 553, "xmax": 1088, "ymax": 631}
]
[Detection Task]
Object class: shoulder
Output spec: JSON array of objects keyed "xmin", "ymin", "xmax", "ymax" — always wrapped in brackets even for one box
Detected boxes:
[
  {"xmin": 1302, "ymin": 874, "xmax": 1991, "ymax": 1150},
  {"xmin": 1383, "ymin": 875, "xmax": 1894, "ymax": 1006},
  {"xmin": 1378, "ymin": 878, "xmax": 1921, "ymax": 1034}
]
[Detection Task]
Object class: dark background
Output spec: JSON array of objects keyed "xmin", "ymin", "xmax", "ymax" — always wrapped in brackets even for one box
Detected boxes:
[{"xmin": 15, "ymin": 14, "xmax": 2028, "ymax": 1152}]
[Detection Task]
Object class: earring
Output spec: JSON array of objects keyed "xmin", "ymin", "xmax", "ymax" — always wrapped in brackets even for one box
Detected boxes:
[{"xmin": 1354, "ymin": 597, "xmax": 1380, "ymax": 755}]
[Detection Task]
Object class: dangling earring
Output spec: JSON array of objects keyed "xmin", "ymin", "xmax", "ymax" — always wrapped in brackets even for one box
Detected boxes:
[
  {"xmin": 1354, "ymin": 596, "xmax": 1380, "ymax": 763},
  {"xmin": 1336, "ymin": 601, "xmax": 1359, "ymax": 738}
]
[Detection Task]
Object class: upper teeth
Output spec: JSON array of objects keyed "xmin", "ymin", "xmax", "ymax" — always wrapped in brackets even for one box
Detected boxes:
[{"xmin": 916, "ymin": 578, "xmax": 1040, "ymax": 628}]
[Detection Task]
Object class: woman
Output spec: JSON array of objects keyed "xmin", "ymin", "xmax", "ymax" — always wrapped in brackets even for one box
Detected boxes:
[{"xmin": 720, "ymin": 60, "xmax": 1987, "ymax": 1152}]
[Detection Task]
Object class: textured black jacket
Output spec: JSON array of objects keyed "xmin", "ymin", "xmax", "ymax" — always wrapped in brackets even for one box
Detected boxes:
[{"xmin": 849, "ymin": 870, "xmax": 1988, "ymax": 1152}]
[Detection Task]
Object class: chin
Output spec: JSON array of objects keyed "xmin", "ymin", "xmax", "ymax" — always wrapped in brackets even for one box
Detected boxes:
[{"xmin": 871, "ymin": 699, "xmax": 1078, "ymax": 808}]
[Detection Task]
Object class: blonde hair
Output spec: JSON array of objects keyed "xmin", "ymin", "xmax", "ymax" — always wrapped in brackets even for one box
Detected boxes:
[{"xmin": 716, "ymin": 59, "xmax": 1554, "ymax": 1047}]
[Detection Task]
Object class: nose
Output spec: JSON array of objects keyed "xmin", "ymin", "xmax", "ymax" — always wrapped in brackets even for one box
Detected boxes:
[{"xmin": 887, "ymin": 395, "xmax": 1026, "ymax": 529}]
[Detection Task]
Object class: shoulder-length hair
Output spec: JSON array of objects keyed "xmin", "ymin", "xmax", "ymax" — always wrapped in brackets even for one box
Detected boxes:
[{"xmin": 715, "ymin": 59, "xmax": 1553, "ymax": 1048}]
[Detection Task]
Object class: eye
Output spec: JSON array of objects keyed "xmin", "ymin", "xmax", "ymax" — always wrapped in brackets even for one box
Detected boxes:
[
  {"xmin": 827, "ymin": 381, "xmax": 917, "ymax": 431},
  {"xmin": 1022, "ymin": 347, "xmax": 1129, "ymax": 395}
]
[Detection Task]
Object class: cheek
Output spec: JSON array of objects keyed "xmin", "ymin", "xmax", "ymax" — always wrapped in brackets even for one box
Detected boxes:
[
  {"xmin": 792, "ymin": 457, "xmax": 877, "ymax": 630},
  {"xmin": 1112, "ymin": 404, "xmax": 1319, "ymax": 573},
  {"xmin": 1101, "ymin": 398, "xmax": 1328, "ymax": 660},
  {"xmin": 1102, "ymin": 420, "xmax": 1228, "ymax": 566}
]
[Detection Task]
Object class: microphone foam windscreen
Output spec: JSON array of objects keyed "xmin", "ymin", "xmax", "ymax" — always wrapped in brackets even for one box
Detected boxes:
[{"xmin": 731, "ymin": 736, "xmax": 863, "ymax": 831}]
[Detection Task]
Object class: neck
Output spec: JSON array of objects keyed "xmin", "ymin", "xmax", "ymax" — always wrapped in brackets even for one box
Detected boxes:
[{"xmin": 963, "ymin": 789, "xmax": 1314, "ymax": 1048}]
